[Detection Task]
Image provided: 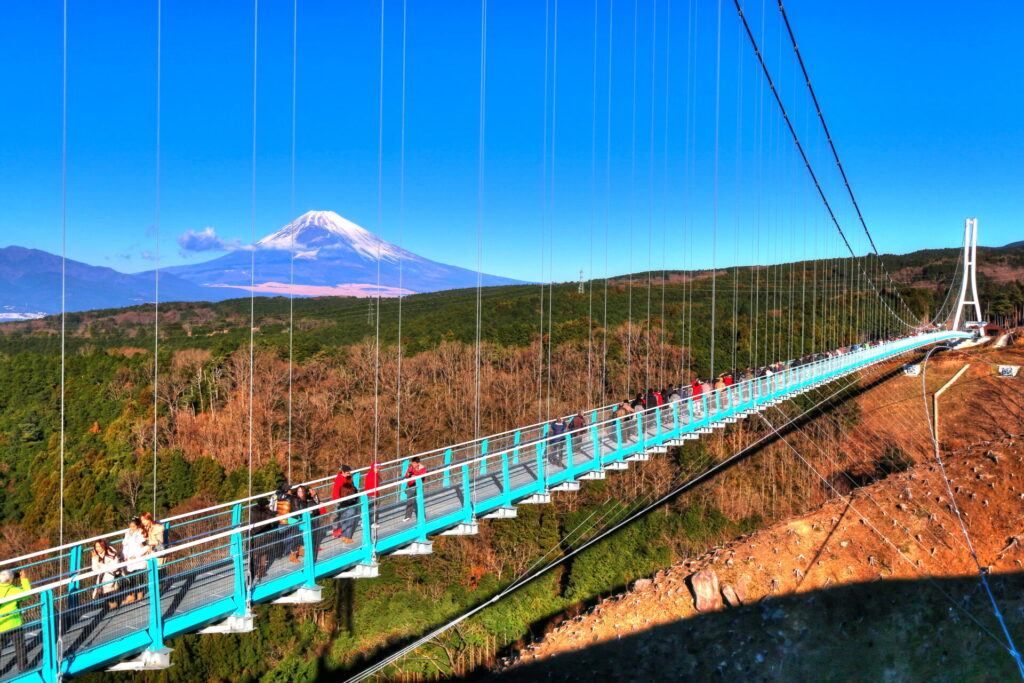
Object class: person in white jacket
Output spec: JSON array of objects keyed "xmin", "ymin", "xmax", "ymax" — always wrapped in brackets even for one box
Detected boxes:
[
  {"xmin": 121, "ymin": 517, "xmax": 151, "ymax": 604},
  {"xmin": 90, "ymin": 539, "xmax": 123, "ymax": 609}
]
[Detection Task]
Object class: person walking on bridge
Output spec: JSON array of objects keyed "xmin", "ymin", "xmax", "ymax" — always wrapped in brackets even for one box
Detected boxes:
[
  {"xmin": 403, "ymin": 457, "xmax": 428, "ymax": 522},
  {"xmin": 0, "ymin": 569, "xmax": 30, "ymax": 673},
  {"xmin": 331, "ymin": 465, "xmax": 359, "ymax": 543},
  {"xmin": 288, "ymin": 485, "xmax": 316, "ymax": 564},
  {"xmin": 140, "ymin": 511, "xmax": 166, "ymax": 564},
  {"xmin": 548, "ymin": 416, "xmax": 568, "ymax": 468},
  {"xmin": 89, "ymin": 540, "xmax": 122, "ymax": 610},
  {"xmin": 122, "ymin": 517, "xmax": 151, "ymax": 603},
  {"xmin": 691, "ymin": 378, "xmax": 704, "ymax": 417}
]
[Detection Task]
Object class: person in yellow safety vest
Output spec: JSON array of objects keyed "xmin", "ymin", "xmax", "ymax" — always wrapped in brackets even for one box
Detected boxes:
[{"xmin": 0, "ymin": 569, "xmax": 31, "ymax": 673}]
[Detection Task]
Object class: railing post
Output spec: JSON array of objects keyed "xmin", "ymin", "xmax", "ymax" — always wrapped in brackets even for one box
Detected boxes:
[
  {"xmin": 501, "ymin": 451, "xmax": 512, "ymax": 507},
  {"xmin": 415, "ymin": 479, "xmax": 428, "ymax": 541},
  {"xmin": 359, "ymin": 493, "xmax": 373, "ymax": 564},
  {"xmin": 566, "ymin": 434, "xmax": 574, "ymax": 471},
  {"xmin": 41, "ymin": 589, "xmax": 58, "ymax": 680},
  {"xmin": 590, "ymin": 424, "xmax": 601, "ymax": 470},
  {"xmin": 635, "ymin": 414, "xmax": 644, "ymax": 449},
  {"xmin": 300, "ymin": 510, "xmax": 316, "ymax": 587},
  {"xmin": 399, "ymin": 459, "xmax": 410, "ymax": 500},
  {"xmin": 654, "ymin": 406, "xmax": 662, "ymax": 437},
  {"xmin": 511, "ymin": 431, "xmax": 521, "ymax": 465},
  {"xmin": 479, "ymin": 439, "xmax": 489, "ymax": 475},
  {"xmin": 536, "ymin": 442, "xmax": 546, "ymax": 488},
  {"xmin": 461, "ymin": 464, "xmax": 474, "ymax": 522},
  {"xmin": 67, "ymin": 544, "xmax": 82, "ymax": 612},
  {"xmin": 146, "ymin": 557, "xmax": 165, "ymax": 651},
  {"xmin": 442, "ymin": 448, "xmax": 452, "ymax": 486},
  {"xmin": 230, "ymin": 503, "xmax": 248, "ymax": 615}
]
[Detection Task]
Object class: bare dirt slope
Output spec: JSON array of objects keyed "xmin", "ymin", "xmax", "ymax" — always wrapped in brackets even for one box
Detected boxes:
[{"xmin": 497, "ymin": 347, "xmax": 1024, "ymax": 681}]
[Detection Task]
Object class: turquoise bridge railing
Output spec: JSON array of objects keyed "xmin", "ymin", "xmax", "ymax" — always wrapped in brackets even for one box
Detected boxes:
[{"xmin": 0, "ymin": 331, "xmax": 968, "ymax": 680}]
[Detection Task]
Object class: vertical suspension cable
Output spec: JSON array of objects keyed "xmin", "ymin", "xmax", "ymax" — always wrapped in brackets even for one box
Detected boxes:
[
  {"xmin": 57, "ymin": 0, "xmax": 68, "ymax": 668},
  {"xmin": 587, "ymin": 0, "xmax": 599, "ymax": 408},
  {"xmin": 538, "ymin": 0, "xmax": 550, "ymax": 422},
  {"xmin": 731, "ymin": 12, "xmax": 742, "ymax": 376},
  {"xmin": 546, "ymin": 0, "xmax": 559, "ymax": 417},
  {"xmin": 645, "ymin": 0, "xmax": 657, "ymax": 391},
  {"xmin": 247, "ymin": 0, "xmax": 259, "ymax": 521},
  {"xmin": 709, "ymin": 0, "xmax": 721, "ymax": 378},
  {"xmin": 372, "ymin": 0, "xmax": 385, "ymax": 537},
  {"xmin": 626, "ymin": 0, "xmax": 637, "ymax": 395},
  {"xmin": 287, "ymin": 0, "xmax": 297, "ymax": 483},
  {"xmin": 475, "ymin": 0, "xmax": 487, "ymax": 440},
  {"xmin": 396, "ymin": 0, "xmax": 407, "ymax": 459},
  {"xmin": 602, "ymin": 0, "xmax": 614, "ymax": 402},
  {"xmin": 153, "ymin": 0, "xmax": 161, "ymax": 514},
  {"xmin": 682, "ymin": 0, "xmax": 697, "ymax": 381},
  {"xmin": 660, "ymin": 0, "xmax": 672, "ymax": 390}
]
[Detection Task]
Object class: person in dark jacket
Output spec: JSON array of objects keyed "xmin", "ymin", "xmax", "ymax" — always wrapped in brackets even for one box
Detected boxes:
[
  {"xmin": 247, "ymin": 502, "xmax": 276, "ymax": 580},
  {"xmin": 548, "ymin": 416, "xmax": 568, "ymax": 467},
  {"xmin": 331, "ymin": 465, "xmax": 359, "ymax": 543},
  {"xmin": 568, "ymin": 410, "xmax": 588, "ymax": 432},
  {"xmin": 288, "ymin": 486, "xmax": 315, "ymax": 564}
]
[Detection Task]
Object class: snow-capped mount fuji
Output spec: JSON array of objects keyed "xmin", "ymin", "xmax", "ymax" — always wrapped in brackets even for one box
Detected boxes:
[
  {"xmin": 159, "ymin": 210, "xmax": 524, "ymax": 297},
  {"xmin": 255, "ymin": 210, "xmax": 406, "ymax": 262}
]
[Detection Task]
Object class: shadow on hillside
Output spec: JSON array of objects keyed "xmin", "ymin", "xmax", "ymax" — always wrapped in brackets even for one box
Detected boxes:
[{"xmin": 483, "ymin": 571, "xmax": 1024, "ymax": 682}]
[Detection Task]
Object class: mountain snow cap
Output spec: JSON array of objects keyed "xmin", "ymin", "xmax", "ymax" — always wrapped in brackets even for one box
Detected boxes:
[{"xmin": 255, "ymin": 210, "xmax": 404, "ymax": 262}]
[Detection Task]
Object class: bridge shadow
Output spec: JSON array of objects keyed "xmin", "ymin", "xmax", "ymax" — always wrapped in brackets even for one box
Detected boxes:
[{"xmin": 485, "ymin": 571, "xmax": 1024, "ymax": 682}]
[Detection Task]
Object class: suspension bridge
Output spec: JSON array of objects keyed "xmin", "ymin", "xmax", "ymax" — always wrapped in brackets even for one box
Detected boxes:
[
  {"xmin": 0, "ymin": 0, "xmax": 1012, "ymax": 680},
  {"xmin": 0, "ymin": 329, "xmax": 976, "ymax": 679}
]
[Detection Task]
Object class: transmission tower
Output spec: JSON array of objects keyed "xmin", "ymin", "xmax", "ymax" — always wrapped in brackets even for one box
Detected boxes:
[{"xmin": 578, "ymin": 269, "xmax": 585, "ymax": 294}]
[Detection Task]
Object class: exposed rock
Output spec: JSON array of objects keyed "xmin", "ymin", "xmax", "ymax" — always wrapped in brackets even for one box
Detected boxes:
[
  {"xmin": 735, "ymin": 575, "xmax": 751, "ymax": 602},
  {"xmin": 631, "ymin": 578, "xmax": 653, "ymax": 592},
  {"xmin": 721, "ymin": 583, "xmax": 742, "ymax": 607},
  {"xmin": 688, "ymin": 569, "xmax": 722, "ymax": 612}
]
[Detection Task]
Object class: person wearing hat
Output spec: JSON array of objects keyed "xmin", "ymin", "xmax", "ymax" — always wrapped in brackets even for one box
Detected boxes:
[
  {"xmin": 331, "ymin": 465, "xmax": 359, "ymax": 543},
  {"xmin": 0, "ymin": 569, "xmax": 30, "ymax": 672}
]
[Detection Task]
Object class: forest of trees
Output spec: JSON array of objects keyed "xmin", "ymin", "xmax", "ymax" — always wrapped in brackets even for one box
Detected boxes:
[{"xmin": 0, "ymin": 245, "xmax": 1021, "ymax": 679}]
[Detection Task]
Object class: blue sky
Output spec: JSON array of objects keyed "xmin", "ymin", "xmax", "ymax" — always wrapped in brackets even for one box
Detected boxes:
[{"xmin": 0, "ymin": 0, "xmax": 1020, "ymax": 283}]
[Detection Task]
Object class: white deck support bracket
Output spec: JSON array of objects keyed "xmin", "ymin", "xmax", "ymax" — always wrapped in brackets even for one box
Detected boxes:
[
  {"xmin": 332, "ymin": 562, "xmax": 380, "ymax": 579},
  {"xmin": 272, "ymin": 585, "xmax": 324, "ymax": 604},
  {"xmin": 482, "ymin": 507, "xmax": 517, "ymax": 519},
  {"xmin": 107, "ymin": 647, "xmax": 173, "ymax": 672},
  {"xmin": 550, "ymin": 480, "xmax": 581, "ymax": 492},
  {"xmin": 198, "ymin": 612, "xmax": 255, "ymax": 634},
  {"xmin": 952, "ymin": 217, "xmax": 985, "ymax": 334},
  {"xmin": 391, "ymin": 541, "xmax": 433, "ymax": 556},
  {"xmin": 579, "ymin": 470, "xmax": 606, "ymax": 480},
  {"xmin": 519, "ymin": 492, "xmax": 551, "ymax": 504},
  {"xmin": 440, "ymin": 522, "xmax": 480, "ymax": 536}
]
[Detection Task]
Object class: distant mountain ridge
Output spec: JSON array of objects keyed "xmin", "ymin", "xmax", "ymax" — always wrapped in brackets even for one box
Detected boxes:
[
  {"xmin": 0, "ymin": 246, "xmax": 231, "ymax": 318},
  {"xmin": 0, "ymin": 211, "xmax": 526, "ymax": 317}
]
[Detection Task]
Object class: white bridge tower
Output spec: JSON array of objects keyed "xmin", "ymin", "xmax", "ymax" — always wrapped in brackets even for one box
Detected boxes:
[{"xmin": 951, "ymin": 217, "xmax": 984, "ymax": 332}]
